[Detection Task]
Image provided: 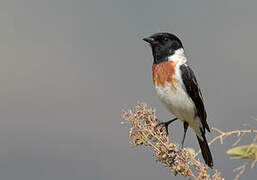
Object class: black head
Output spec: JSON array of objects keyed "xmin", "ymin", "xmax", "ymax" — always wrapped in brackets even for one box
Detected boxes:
[{"xmin": 143, "ymin": 32, "xmax": 183, "ymax": 64}]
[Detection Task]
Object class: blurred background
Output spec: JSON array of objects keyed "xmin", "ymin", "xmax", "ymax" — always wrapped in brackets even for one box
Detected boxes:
[{"xmin": 0, "ymin": 0, "xmax": 257, "ymax": 179}]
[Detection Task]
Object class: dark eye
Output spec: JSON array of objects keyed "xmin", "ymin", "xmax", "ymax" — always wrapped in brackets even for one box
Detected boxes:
[{"xmin": 163, "ymin": 37, "xmax": 168, "ymax": 42}]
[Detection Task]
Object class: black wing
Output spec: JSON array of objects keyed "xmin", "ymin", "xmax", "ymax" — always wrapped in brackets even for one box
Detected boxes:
[{"xmin": 180, "ymin": 64, "xmax": 210, "ymax": 133}]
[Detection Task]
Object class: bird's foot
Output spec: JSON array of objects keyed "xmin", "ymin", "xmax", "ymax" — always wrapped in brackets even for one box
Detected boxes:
[
  {"xmin": 154, "ymin": 122, "xmax": 170, "ymax": 135},
  {"xmin": 154, "ymin": 118, "xmax": 177, "ymax": 135}
]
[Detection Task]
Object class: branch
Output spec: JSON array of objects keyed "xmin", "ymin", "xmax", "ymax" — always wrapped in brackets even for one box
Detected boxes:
[
  {"xmin": 195, "ymin": 128, "xmax": 257, "ymax": 157},
  {"xmin": 122, "ymin": 103, "xmax": 224, "ymax": 180},
  {"xmin": 193, "ymin": 122, "xmax": 257, "ymax": 180}
]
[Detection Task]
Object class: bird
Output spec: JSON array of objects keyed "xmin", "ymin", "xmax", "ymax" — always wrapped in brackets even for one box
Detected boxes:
[{"xmin": 143, "ymin": 32, "xmax": 213, "ymax": 167}]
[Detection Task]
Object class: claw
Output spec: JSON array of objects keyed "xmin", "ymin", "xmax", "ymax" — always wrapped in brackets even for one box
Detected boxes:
[
  {"xmin": 155, "ymin": 122, "xmax": 169, "ymax": 134},
  {"xmin": 154, "ymin": 118, "xmax": 178, "ymax": 135}
]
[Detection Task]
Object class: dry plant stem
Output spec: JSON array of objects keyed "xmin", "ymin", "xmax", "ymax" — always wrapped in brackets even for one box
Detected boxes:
[
  {"xmin": 195, "ymin": 128, "xmax": 257, "ymax": 157},
  {"xmin": 193, "ymin": 126, "xmax": 257, "ymax": 180},
  {"xmin": 122, "ymin": 103, "xmax": 224, "ymax": 180},
  {"xmin": 233, "ymin": 160, "xmax": 249, "ymax": 180},
  {"xmin": 250, "ymin": 134, "xmax": 257, "ymax": 168}
]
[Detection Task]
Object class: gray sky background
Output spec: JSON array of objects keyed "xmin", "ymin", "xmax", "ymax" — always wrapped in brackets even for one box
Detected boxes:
[{"xmin": 0, "ymin": 0, "xmax": 257, "ymax": 180}]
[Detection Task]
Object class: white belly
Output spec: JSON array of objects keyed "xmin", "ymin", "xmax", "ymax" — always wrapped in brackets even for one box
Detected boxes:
[
  {"xmin": 152, "ymin": 53, "xmax": 203, "ymax": 138},
  {"xmin": 155, "ymin": 82, "xmax": 203, "ymax": 138},
  {"xmin": 155, "ymin": 82, "xmax": 196, "ymax": 125}
]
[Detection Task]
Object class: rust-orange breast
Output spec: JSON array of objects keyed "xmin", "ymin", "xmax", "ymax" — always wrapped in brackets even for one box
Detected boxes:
[{"xmin": 152, "ymin": 61, "xmax": 179, "ymax": 90}]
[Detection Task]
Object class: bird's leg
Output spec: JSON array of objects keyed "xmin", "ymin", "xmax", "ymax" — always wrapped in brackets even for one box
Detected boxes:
[
  {"xmin": 155, "ymin": 117, "xmax": 177, "ymax": 135},
  {"xmin": 181, "ymin": 122, "xmax": 189, "ymax": 148}
]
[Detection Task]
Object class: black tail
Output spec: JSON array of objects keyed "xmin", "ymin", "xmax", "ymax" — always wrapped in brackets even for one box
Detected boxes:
[{"xmin": 196, "ymin": 133, "xmax": 213, "ymax": 167}]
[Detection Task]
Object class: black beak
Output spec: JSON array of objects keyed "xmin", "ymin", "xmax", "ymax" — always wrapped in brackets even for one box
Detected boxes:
[{"xmin": 143, "ymin": 37, "xmax": 157, "ymax": 45}]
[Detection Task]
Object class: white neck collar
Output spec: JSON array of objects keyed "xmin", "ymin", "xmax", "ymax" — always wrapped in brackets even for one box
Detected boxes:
[{"xmin": 167, "ymin": 48, "xmax": 187, "ymax": 64}]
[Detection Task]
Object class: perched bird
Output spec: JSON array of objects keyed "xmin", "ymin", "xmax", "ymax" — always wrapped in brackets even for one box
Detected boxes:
[{"xmin": 143, "ymin": 32, "xmax": 213, "ymax": 167}]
